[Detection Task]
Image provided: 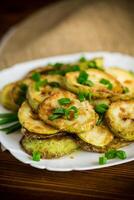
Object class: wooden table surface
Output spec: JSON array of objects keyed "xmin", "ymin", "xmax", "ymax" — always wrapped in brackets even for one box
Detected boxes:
[{"xmin": 0, "ymin": 1, "xmax": 134, "ymax": 200}]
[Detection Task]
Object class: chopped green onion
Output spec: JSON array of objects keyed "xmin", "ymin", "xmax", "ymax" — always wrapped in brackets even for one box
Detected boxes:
[
  {"xmin": 48, "ymin": 114, "xmax": 61, "ymax": 121},
  {"xmin": 35, "ymin": 79, "xmax": 48, "ymax": 91},
  {"xmin": 105, "ymin": 149, "xmax": 117, "ymax": 159},
  {"xmin": 84, "ymin": 80, "xmax": 94, "ymax": 87},
  {"xmin": 19, "ymin": 83, "xmax": 28, "ymax": 92},
  {"xmin": 129, "ymin": 70, "xmax": 134, "ymax": 76},
  {"xmin": 0, "ymin": 122, "xmax": 21, "ymax": 134},
  {"xmin": 116, "ymin": 150, "xmax": 127, "ymax": 160},
  {"xmin": 0, "ymin": 115, "xmax": 18, "ymax": 125},
  {"xmin": 0, "ymin": 113, "xmax": 18, "ymax": 118},
  {"xmin": 78, "ymin": 92, "xmax": 85, "ymax": 102},
  {"xmin": 100, "ymin": 78, "xmax": 113, "ymax": 90},
  {"xmin": 48, "ymin": 82, "xmax": 60, "ymax": 88},
  {"xmin": 53, "ymin": 63, "xmax": 63, "ymax": 68},
  {"xmin": 99, "ymin": 156, "xmax": 107, "ymax": 165},
  {"xmin": 65, "ymin": 106, "xmax": 78, "ymax": 120},
  {"xmin": 123, "ymin": 87, "xmax": 129, "ymax": 94},
  {"xmin": 96, "ymin": 114, "xmax": 104, "ymax": 126},
  {"xmin": 32, "ymin": 72, "xmax": 41, "ymax": 82},
  {"xmin": 95, "ymin": 103, "xmax": 109, "ymax": 114},
  {"xmin": 58, "ymin": 98, "xmax": 71, "ymax": 105},
  {"xmin": 53, "ymin": 108, "xmax": 66, "ymax": 114},
  {"xmin": 32, "ymin": 151, "xmax": 41, "ymax": 161},
  {"xmin": 88, "ymin": 60, "xmax": 96, "ymax": 68},
  {"xmin": 79, "ymin": 56, "xmax": 87, "ymax": 62},
  {"xmin": 77, "ymin": 71, "xmax": 88, "ymax": 84}
]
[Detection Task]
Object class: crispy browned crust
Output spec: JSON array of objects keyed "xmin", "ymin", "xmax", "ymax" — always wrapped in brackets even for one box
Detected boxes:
[
  {"xmin": 77, "ymin": 137, "xmax": 131, "ymax": 153},
  {"xmin": 21, "ymin": 128, "xmax": 66, "ymax": 139}
]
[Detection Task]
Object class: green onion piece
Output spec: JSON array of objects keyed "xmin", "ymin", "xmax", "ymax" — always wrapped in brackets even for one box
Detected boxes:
[
  {"xmin": 35, "ymin": 79, "xmax": 48, "ymax": 91},
  {"xmin": 0, "ymin": 115, "xmax": 18, "ymax": 125},
  {"xmin": 48, "ymin": 114, "xmax": 61, "ymax": 121},
  {"xmin": 65, "ymin": 106, "xmax": 78, "ymax": 120},
  {"xmin": 48, "ymin": 82, "xmax": 60, "ymax": 88},
  {"xmin": 32, "ymin": 152, "xmax": 41, "ymax": 161},
  {"xmin": 78, "ymin": 92, "xmax": 85, "ymax": 102},
  {"xmin": 88, "ymin": 60, "xmax": 96, "ymax": 68},
  {"xmin": 0, "ymin": 113, "xmax": 18, "ymax": 118},
  {"xmin": 105, "ymin": 149, "xmax": 117, "ymax": 159},
  {"xmin": 53, "ymin": 108, "xmax": 65, "ymax": 114},
  {"xmin": 84, "ymin": 80, "xmax": 94, "ymax": 87},
  {"xmin": 58, "ymin": 98, "xmax": 71, "ymax": 105},
  {"xmin": 32, "ymin": 72, "xmax": 41, "ymax": 82},
  {"xmin": 79, "ymin": 56, "xmax": 87, "ymax": 62},
  {"xmin": 123, "ymin": 87, "xmax": 129, "ymax": 94},
  {"xmin": 100, "ymin": 78, "xmax": 113, "ymax": 90},
  {"xmin": 96, "ymin": 114, "xmax": 104, "ymax": 126},
  {"xmin": 99, "ymin": 156, "xmax": 107, "ymax": 165},
  {"xmin": 77, "ymin": 71, "xmax": 88, "ymax": 84},
  {"xmin": 53, "ymin": 63, "xmax": 63, "ymax": 68},
  {"xmin": 116, "ymin": 150, "xmax": 127, "ymax": 160},
  {"xmin": 95, "ymin": 103, "xmax": 109, "ymax": 114},
  {"xmin": 0, "ymin": 122, "xmax": 21, "ymax": 134}
]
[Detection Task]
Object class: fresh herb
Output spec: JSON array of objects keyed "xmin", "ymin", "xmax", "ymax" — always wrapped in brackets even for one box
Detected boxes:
[
  {"xmin": 32, "ymin": 72, "xmax": 48, "ymax": 91},
  {"xmin": 123, "ymin": 87, "xmax": 129, "ymax": 94},
  {"xmin": 99, "ymin": 156, "xmax": 107, "ymax": 165},
  {"xmin": 78, "ymin": 92, "xmax": 85, "ymax": 102},
  {"xmin": 47, "ymin": 65, "xmax": 80, "ymax": 76},
  {"xmin": 53, "ymin": 63, "xmax": 63, "ymax": 68},
  {"xmin": 99, "ymin": 149, "xmax": 127, "ymax": 165},
  {"xmin": 95, "ymin": 103, "xmax": 109, "ymax": 114},
  {"xmin": 32, "ymin": 152, "xmax": 41, "ymax": 161},
  {"xmin": 65, "ymin": 106, "xmax": 78, "ymax": 120},
  {"xmin": 0, "ymin": 122, "xmax": 21, "ymax": 134},
  {"xmin": 116, "ymin": 150, "xmax": 127, "ymax": 160},
  {"xmin": 58, "ymin": 98, "xmax": 71, "ymax": 105},
  {"xmin": 105, "ymin": 149, "xmax": 117, "ymax": 159},
  {"xmin": 32, "ymin": 72, "xmax": 41, "ymax": 82},
  {"xmin": 48, "ymin": 82, "xmax": 60, "ymax": 88},
  {"xmin": 35, "ymin": 79, "xmax": 48, "ymax": 91},
  {"xmin": 96, "ymin": 114, "xmax": 104, "ymax": 126},
  {"xmin": 48, "ymin": 107, "xmax": 65, "ymax": 120},
  {"xmin": 53, "ymin": 107, "xmax": 66, "ymax": 114},
  {"xmin": 79, "ymin": 56, "xmax": 87, "ymax": 62},
  {"xmin": 84, "ymin": 80, "xmax": 94, "ymax": 87},
  {"xmin": 0, "ymin": 113, "xmax": 18, "ymax": 118},
  {"xmin": 100, "ymin": 78, "xmax": 113, "ymax": 90},
  {"xmin": 77, "ymin": 71, "xmax": 94, "ymax": 87},
  {"xmin": 77, "ymin": 71, "xmax": 88, "ymax": 84},
  {"xmin": 0, "ymin": 115, "xmax": 18, "ymax": 125},
  {"xmin": 88, "ymin": 60, "xmax": 96, "ymax": 68}
]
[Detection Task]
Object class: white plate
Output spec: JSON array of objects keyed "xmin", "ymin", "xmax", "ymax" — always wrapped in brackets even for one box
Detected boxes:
[{"xmin": 0, "ymin": 51, "xmax": 134, "ymax": 171}]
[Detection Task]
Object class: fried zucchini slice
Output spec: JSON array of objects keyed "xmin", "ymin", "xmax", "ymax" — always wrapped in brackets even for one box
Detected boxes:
[
  {"xmin": 18, "ymin": 101, "xmax": 59, "ymax": 135},
  {"xmin": 64, "ymin": 69, "xmax": 123, "ymax": 99},
  {"xmin": 106, "ymin": 67, "xmax": 134, "ymax": 100},
  {"xmin": 0, "ymin": 83, "xmax": 19, "ymax": 111},
  {"xmin": 77, "ymin": 125, "xmax": 113, "ymax": 147},
  {"xmin": 105, "ymin": 100, "xmax": 134, "ymax": 141},
  {"xmin": 77, "ymin": 137, "xmax": 131, "ymax": 153},
  {"xmin": 21, "ymin": 135, "xmax": 79, "ymax": 159},
  {"xmin": 12, "ymin": 78, "xmax": 32, "ymax": 106},
  {"xmin": 39, "ymin": 90, "xmax": 98, "ymax": 133},
  {"xmin": 27, "ymin": 75, "xmax": 63, "ymax": 111}
]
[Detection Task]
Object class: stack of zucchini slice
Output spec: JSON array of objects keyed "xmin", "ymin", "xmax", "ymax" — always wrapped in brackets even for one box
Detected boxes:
[{"xmin": 0, "ymin": 57, "xmax": 134, "ymax": 159}]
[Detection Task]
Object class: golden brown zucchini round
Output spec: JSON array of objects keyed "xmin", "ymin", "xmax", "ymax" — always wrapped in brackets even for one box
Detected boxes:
[
  {"xmin": 64, "ymin": 69, "xmax": 123, "ymax": 99},
  {"xmin": 105, "ymin": 100, "xmax": 134, "ymax": 141},
  {"xmin": 0, "ymin": 83, "xmax": 19, "ymax": 111},
  {"xmin": 18, "ymin": 101, "xmax": 59, "ymax": 135},
  {"xmin": 39, "ymin": 90, "xmax": 98, "ymax": 133},
  {"xmin": 21, "ymin": 135, "xmax": 79, "ymax": 159}
]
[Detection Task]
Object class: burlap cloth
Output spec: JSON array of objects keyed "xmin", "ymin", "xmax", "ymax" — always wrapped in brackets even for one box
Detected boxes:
[{"xmin": 0, "ymin": 0, "xmax": 133, "ymax": 69}]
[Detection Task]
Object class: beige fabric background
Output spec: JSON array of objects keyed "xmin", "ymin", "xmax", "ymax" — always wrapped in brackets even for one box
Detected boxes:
[{"xmin": 0, "ymin": 0, "xmax": 133, "ymax": 69}]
